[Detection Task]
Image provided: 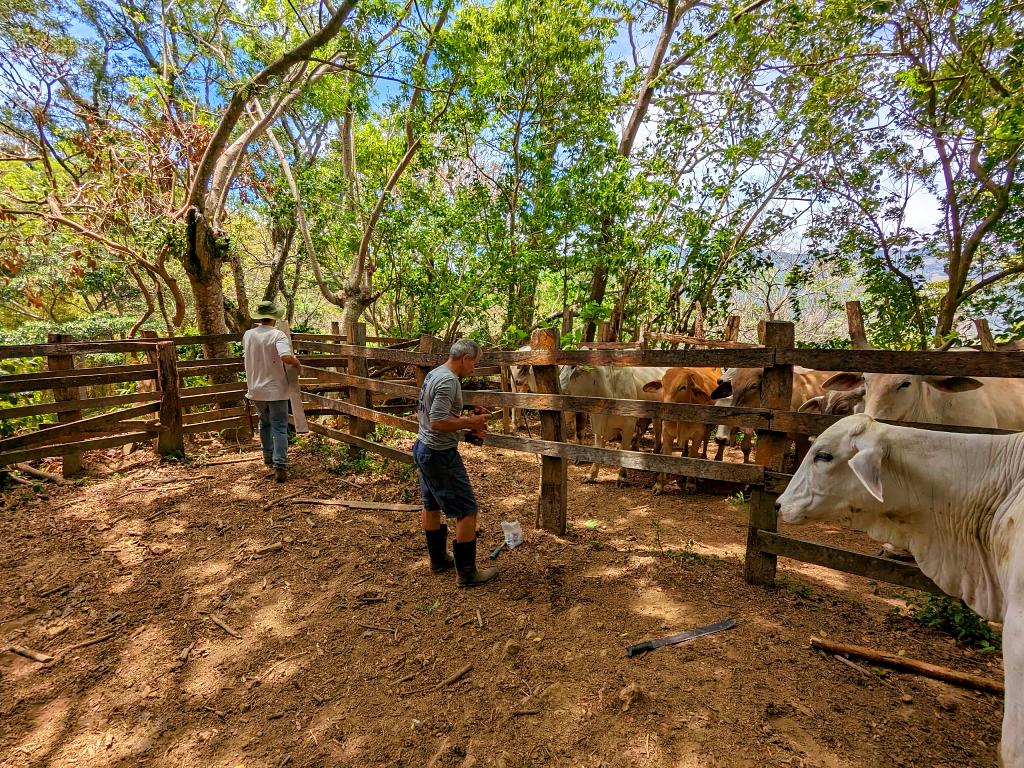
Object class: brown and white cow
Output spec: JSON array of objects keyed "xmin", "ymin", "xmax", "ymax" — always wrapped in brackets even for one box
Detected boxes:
[{"xmin": 642, "ymin": 367, "xmax": 721, "ymax": 494}]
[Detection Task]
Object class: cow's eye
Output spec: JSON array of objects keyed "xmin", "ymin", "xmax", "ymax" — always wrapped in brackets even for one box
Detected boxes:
[
  {"xmin": 897, "ymin": 381, "xmax": 911, "ymax": 390},
  {"xmin": 814, "ymin": 451, "xmax": 833, "ymax": 463}
]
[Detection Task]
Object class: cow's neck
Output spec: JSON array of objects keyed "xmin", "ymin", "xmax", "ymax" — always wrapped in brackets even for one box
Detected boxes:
[{"xmin": 860, "ymin": 428, "xmax": 1024, "ymax": 620}]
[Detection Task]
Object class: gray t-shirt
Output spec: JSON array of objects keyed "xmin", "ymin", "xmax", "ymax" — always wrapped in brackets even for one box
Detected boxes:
[{"xmin": 417, "ymin": 365, "xmax": 463, "ymax": 450}]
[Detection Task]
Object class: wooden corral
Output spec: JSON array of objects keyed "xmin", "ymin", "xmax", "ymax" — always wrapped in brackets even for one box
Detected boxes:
[{"xmin": 3, "ymin": 322, "xmax": 1023, "ymax": 604}]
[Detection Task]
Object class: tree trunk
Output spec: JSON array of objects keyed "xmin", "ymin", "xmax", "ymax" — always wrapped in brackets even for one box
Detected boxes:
[{"xmin": 184, "ymin": 209, "xmax": 232, "ymax": 360}]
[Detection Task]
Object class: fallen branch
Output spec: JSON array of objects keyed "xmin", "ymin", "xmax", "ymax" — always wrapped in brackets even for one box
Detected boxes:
[
  {"xmin": 4, "ymin": 645, "xmax": 54, "ymax": 663},
  {"xmin": 511, "ymin": 708, "xmax": 540, "ymax": 716},
  {"xmin": 15, "ymin": 463, "xmax": 64, "ymax": 484},
  {"xmin": 209, "ymin": 614, "xmax": 242, "ymax": 639},
  {"xmin": 58, "ymin": 631, "xmax": 115, "ymax": 655},
  {"xmin": 288, "ymin": 498, "xmax": 420, "ymax": 512},
  {"xmin": 810, "ymin": 636, "xmax": 1003, "ymax": 695}
]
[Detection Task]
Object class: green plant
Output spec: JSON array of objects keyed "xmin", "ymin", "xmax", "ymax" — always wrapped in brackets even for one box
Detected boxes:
[
  {"xmin": 727, "ymin": 491, "xmax": 748, "ymax": 507},
  {"xmin": 908, "ymin": 595, "xmax": 1001, "ymax": 652},
  {"xmin": 664, "ymin": 539, "xmax": 713, "ymax": 565}
]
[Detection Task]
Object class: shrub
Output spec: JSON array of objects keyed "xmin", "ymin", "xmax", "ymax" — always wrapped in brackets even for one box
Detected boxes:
[{"xmin": 908, "ymin": 594, "xmax": 1001, "ymax": 652}]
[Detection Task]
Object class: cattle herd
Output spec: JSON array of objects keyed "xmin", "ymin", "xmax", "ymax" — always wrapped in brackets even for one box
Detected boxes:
[{"xmin": 508, "ymin": 344, "xmax": 1024, "ymax": 766}]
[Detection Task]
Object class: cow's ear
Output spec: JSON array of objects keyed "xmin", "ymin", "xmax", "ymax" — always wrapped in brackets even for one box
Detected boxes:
[
  {"xmin": 642, "ymin": 381, "xmax": 663, "ymax": 393},
  {"xmin": 710, "ymin": 381, "xmax": 732, "ymax": 400},
  {"xmin": 823, "ymin": 372, "xmax": 864, "ymax": 392},
  {"xmin": 690, "ymin": 375, "xmax": 714, "ymax": 404},
  {"xmin": 849, "ymin": 446, "xmax": 884, "ymax": 503},
  {"xmin": 799, "ymin": 396, "xmax": 823, "ymax": 413},
  {"xmin": 925, "ymin": 376, "xmax": 983, "ymax": 393}
]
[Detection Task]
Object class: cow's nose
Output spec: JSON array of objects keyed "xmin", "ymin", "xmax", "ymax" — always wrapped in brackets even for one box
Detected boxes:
[{"xmin": 773, "ymin": 502, "xmax": 781, "ymax": 513}]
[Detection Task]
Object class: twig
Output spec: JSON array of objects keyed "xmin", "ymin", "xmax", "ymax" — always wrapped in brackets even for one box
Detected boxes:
[
  {"xmin": 438, "ymin": 663, "xmax": 473, "ymax": 689},
  {"xmin": 831, "ymin": 653, "xmax": 872, "ymax": 677},
  {"xmin": 393, "ymin": 670, "xmax": 420, "ymax": 685},
  {"xmin": 288, "ymin": 498, "xmax": 420, "ymax": 512},
  {"xmin": 4, "ymin": 645, "xmax": 53, "ymax": 663},
  {"xmin": 205, "ymin": 456, "xmax": 262, "ymax": 466},
  {"xmin": 476, "ymin": 609, "xmax": 483, "ymax": 628},
  {"xmin": 359, "ymin": 624, "xmax": 396, "ymax": 634},
  {"xmin": 58, "ymin": 631, "xmax": 115, "ymax": 655},
  {"xmin": 39, "ymin": 582, "xmax": 71, "ymax": 598},
  {"xmin": 209, "ymin": 614, "xmax": 242, "ymax": 639},
  {"xmin": 511, "ymin": 708, "xmax": 541, "ymax": 716},
  {"xmin": 263, "ymin": 490, "xmax": 303, "ymax": 513},
  {"xmin": 180, "ymin": 641, "xmax": 197, "ymax": 663},
  {"xmin": 254, "ymin": 542, "xmax": 284, "ymax": 556}
]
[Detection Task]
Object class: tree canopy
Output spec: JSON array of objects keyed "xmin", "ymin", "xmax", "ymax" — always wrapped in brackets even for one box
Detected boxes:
[{"xmin": 1, "ymin": 0, "xmax": 1020, "ymax": 348}]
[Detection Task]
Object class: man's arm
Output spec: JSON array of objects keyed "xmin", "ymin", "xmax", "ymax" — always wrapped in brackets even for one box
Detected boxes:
[
  {"xmin": 281, "ymin": 353, "xmax": 301, "ymax": 370},
  {"xmin": 430, "ymin": 413, "xmax": 487, "ymax": 433}
]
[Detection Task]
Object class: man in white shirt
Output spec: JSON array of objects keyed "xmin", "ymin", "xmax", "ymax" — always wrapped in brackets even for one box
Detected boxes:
[{"xmin": 243, "ymin": 301, "xmax": 301, "ymax": 482}]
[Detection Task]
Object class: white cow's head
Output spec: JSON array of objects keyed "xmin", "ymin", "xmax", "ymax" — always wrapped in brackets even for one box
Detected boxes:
[
  {"xmin": 823, "ymin": 372, "xmax": 982, "ymax": 422},
  {"xmin": 777, "ymin": 414, "xmax": 889, "ymax": 525}
]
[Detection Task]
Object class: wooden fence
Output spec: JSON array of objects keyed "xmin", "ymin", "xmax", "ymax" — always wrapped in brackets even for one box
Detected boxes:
[{"xmin": 3, "ymin": 321, "xmax": 1022, "ymax": 599}]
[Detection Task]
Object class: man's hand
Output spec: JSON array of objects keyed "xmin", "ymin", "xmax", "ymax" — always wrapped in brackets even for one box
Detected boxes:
[{"xmin": 465, "ymin": 413, "xmax": 487, "ymax": 432}]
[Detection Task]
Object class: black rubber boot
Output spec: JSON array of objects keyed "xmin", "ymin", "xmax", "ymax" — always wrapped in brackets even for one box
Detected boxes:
[
  {"xmin": 453, "ymin": 538, "xmax": 498, "ymax": 588},
  {"xmin": 425, "ymin": 524, "xmax": 455, "ymax": 572}
]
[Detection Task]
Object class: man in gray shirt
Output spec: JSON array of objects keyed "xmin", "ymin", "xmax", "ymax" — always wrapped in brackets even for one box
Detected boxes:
[{"xmin": 414, "ymin": 339, "xmax": 497, "ymax": 587}]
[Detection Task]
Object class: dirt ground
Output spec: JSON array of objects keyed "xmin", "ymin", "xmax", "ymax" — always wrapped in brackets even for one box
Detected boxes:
[{"xmin": 0, "ymin": 429, "xmax": 1005, "ymax": 768}]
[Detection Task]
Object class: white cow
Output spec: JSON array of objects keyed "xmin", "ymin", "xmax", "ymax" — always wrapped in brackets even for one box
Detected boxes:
[
  {"xmin": 777, "ymin": 414, "xmax": 1024, "ymax": 766},
  {"xmin": 561, "ymin": 364, "xmax": 669, "ymax": 485},
  {"xmin": 823, "ymin": 365, "xmax": 1024, "ymax": 431},
  {"xmin": 508, "ymin": 348, "xmax": 582, "ymax": 441}
]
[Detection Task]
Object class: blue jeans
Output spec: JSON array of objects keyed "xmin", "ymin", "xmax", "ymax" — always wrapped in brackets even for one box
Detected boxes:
[{"xmin": 254, "ymin": 400, "xmax": 289, "ymax": 468}]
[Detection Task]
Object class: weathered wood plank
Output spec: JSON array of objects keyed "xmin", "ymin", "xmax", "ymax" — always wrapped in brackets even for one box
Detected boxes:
[
  {"xmin": 782, "ymin": 348, "xmax": 1024, "ymax": 378},
  {"xmin": 182, "ymin": 407, "xmax": 247, "ymax": 425},
  {"xmin": 0, "ymin": 391, "xmax": 161, "ymax": 420},
  {"xmin": 157, "ymin": 343, "xmax": 184, "ymax": 457},
  {"xmin": 0, "ymin": 341, "xmax": 160, "ymax": 359},
  {"xmin": 755, "ymin": 531, "xmax": 943, "ymax": 594},
  {"xmin": 47, "ymin": 333, "xmax": 83, "ymax": 477},
  {"xmin": 0, "ymin": 369, "xmax": 157, "ymax": 394},
  {"xmin": 483, "ymin": 433, "xmax": 764, "ymax": 484},
  {"xmin": 348, "ymin": 323, "xmax": 373, "ymax": 446},
  {"xmin": 531, "ymin": 328, "xmax": 566, "ymax": 534},
  {"xmin": 746, "ymin": 321, "xmax": 794, "ymax": 587},
  {"xmin": 306, "ymin": 421, "xmax": 414, "ymax": 464},
  {"xmin": 302, "ymin": 392, "xmax": 418, "ymax": 433},
  {"xmin": 182, "ymin": 416, "xmax": 250, "ymax": 436},
  {"xmin": 0, "ymin": 361, "xmax": 155, "ymax": 386},
  {"xmin": 0, "ymin": 431, "xmax": 154, "ymax": 466},
  {"xmin": 0, "ymin": 401, "xmax": 160, "ymax": 451}
]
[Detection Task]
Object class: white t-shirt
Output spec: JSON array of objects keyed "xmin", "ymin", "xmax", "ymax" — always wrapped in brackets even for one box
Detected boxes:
[{"xmin": 243, "ymin": 324, "xmax": 293, "ymax": 401}]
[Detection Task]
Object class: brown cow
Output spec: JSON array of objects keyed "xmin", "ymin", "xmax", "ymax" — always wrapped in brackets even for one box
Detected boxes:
[{"xmin": 642, "ymin": 367, "xmax": 721, "ymax": 494}]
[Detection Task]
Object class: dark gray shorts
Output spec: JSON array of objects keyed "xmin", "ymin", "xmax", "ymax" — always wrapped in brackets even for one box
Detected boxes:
[{"xmin": 413, "ymin": 440, "xmax": 478, "ymax": 519}]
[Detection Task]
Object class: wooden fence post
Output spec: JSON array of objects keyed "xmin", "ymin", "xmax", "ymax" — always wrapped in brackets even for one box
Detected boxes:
[
  {"xmin": 499, "ymin": 363, "xmax": 512, "ymax": 435},
  {"xmin": 156, "ymin": 342, "xmax": 184, "ymax": 458},
  {"xmin": 414, "ymin": 335, "xmax": 445, "ymax": 389},
  {"xmin": 846, "ymin": 301, "xmax": 869, "ymax": 349},
  {"xmin": 974, "ymin": 318, "xmax": 997, "ymax": 351},
  {"xmin": 347, "ymin": 322, "xmax": 373, "ymax": 453},
  {"xmin": 47, "ymin": 332, "xmax": 83, "ymax": 477},
  {"xmin": 724, "ymin": 315, "xmax": 740, "ymax": 343},
  {"xmin": 530, "ymin": 327, "xmax": 567, "ymax": 534},
  {"xmin": 744, "ymin": 320, "xmax": 794, "ymax": 587}
]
